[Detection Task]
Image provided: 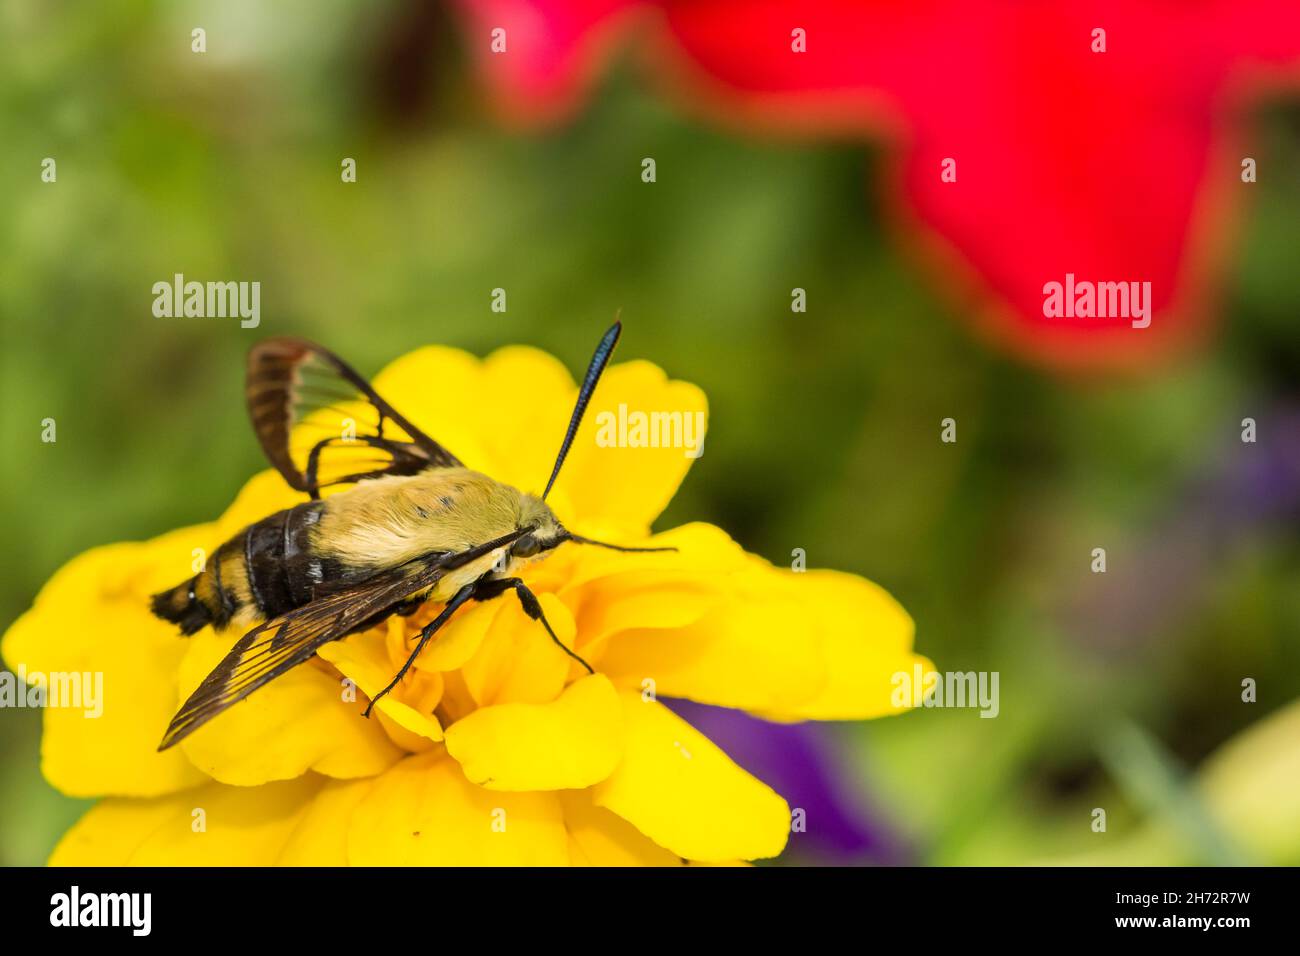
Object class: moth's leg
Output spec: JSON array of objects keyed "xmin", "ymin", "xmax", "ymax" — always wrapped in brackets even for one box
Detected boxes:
[
  {"xmin": 473, "ymin": 577, "xmax": 594, "ymax": 675},
  {"xmin": 302, "ymin": 436, "xmax": 353, "ymax": 500},
  {"xmin": 363, "ymin": 582, "xmax": 476, "ymax": 717},
  {"xmin": 471, "ymin": 576, "xmax": 517, "ymax": 602}
]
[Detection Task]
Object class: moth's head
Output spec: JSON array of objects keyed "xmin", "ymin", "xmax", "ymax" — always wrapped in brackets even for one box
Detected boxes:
[{"xmin": 513, "ymin": 495, "xmax": 566, "ymax": 560}]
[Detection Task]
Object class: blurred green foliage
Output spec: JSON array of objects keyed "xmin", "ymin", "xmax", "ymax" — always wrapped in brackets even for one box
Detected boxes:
[{"xmin": 2, "ymin": 0, "xmax": 1298, "ymax": 866}]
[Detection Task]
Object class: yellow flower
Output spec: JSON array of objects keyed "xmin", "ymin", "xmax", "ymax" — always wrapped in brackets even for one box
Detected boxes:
[{"xmin": 3, "ymin": 342, "xmax": 932, "ymax": 865}]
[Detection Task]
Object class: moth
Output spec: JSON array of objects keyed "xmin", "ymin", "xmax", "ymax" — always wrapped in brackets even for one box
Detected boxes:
[{"xmin": 151, "ymin": 322, "xmax": 668, "ymax": 750}]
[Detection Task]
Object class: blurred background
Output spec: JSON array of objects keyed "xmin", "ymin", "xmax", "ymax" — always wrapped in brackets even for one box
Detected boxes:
[{"xmin": 2, "ymin": 0, "xmax": 1298, "ymax": 866}]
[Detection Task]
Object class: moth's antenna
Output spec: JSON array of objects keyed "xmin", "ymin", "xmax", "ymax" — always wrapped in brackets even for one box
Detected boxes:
[
  {"xmin": 543, "ymin": 320, "xmax": 621, "ymax": 501},
  {"xmin": 564, "ymin": 533, "xmax": 676, "ymax": 553}
]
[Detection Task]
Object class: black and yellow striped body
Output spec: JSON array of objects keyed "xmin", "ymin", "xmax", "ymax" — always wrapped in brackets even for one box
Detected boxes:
[
  {"xmin": 150, "ymin": 468, "xmax": 561, "ymax": 636},
  {"xmin": 151, "ymin": 501, "xmax": 331, "ymax": 633}
]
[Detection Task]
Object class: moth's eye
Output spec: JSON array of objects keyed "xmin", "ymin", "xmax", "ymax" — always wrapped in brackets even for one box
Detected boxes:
[{"xmin": 511, "ymin": 534, "xmax": 540, "ymax": 558}]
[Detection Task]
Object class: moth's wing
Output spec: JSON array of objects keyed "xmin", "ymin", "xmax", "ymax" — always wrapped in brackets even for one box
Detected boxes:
[
  {"xmin": 159, "ymin": 560, "xmax": 442, "ymax": 751},
  {"xmin": 246, "ymin": 337, "xmax": 462, "ymax": 497},
  {"xmin": 158, "ymin": 528, "xmax": 527, "ymax": 751}
]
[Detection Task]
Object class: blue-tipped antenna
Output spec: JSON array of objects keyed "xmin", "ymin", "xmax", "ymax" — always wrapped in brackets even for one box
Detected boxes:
[{"xmin": 542, "ymin": 321, "xmax": 621, "ymax": 500}]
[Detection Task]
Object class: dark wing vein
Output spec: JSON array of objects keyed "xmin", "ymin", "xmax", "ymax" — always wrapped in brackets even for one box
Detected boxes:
[
  {"xmin": 246, "ymin": 337, "xmax": 461, "ymax": 496},
  {"xmin": 158, "ymin": 561, "xmax": 444, "ymax": 751}
]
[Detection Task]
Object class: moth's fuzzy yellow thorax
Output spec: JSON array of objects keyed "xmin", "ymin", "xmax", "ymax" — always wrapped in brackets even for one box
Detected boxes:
[{"xmin": 313, "ymin": 468, "xmax": 525, "ymax": 571}]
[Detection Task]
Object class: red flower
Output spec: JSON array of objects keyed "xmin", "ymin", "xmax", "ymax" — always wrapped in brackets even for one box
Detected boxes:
[{"xmin": 452, "ymin": 0, "xmax": 1300, "ymax": 367}]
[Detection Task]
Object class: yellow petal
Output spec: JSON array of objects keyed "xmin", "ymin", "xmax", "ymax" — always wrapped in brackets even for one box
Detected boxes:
[
  {"xmin": 560, "ymin": 790, "xmax": 683, "ymax": 866},
  {"xmin": 445, "ymin": 674, "xmax": 623, "ymax": 790},
  {"xmin": 559, "ymin": 525, "xmax": 750, "ymax": 657},
  {"xmin": 687, "ymin": 859, "xmax": 752, "ymax": 867},
  {"xmin": 436, "ymin": 669, "xmax": 481, "ymax": 727},
  {"xmin": 557, "ymin": 522, "xmax": 749, "ymax": 592},
  {"xmin": 516, "ymin": 522, "xmax": 743, "ymax": 629},
  {"xmin": 368, "ymin": 345, "xmax": 497, "ymax": 474},
  {"xmin": 552, "ymin": 360, "xmax": 707, "ymax": 535},
  {"xmin": 592, "ymin": 693, "xmax": 790, "ymax": 862},
  {"xmin": 50, "ymin": 775, "xmax": 327, "ymax": 866},
  {"xmin": 317, "ymin": 628, "xmax": 444, "ymax": 745},
  {"xmin": 176, "ymin": 630, "xmax": 404, "ymax": 786},
  {"xmin": 460, "ymin": 592, "xmax": 575, "ymax": 706},
  {"xmin": 213, "ymin": 470, "xmax": 306, "ymax": 540},
  {"xmin": 2, "ymin": 537, "xmax": 210, "ymax": 797},
  {"xmin": 595, "ymin": 557, "xmax": 930, "ymax": 721},
  {"xmin": 276, "ymin": 778, "xmax": 376, "ymax": 866},
  {"xmin": 757, "ymin": 569, "xmax": 931, "ymax": 721},
  {"xmin": 407, "ymin": 597, "xmax": 504, "ymax": 673},
  {"xmin": 471, "ymin": 345, "xmax": 580, "ymax": 493},
  {"xmin": 572, "ymin": 572, "xmax": 724, "ymax": 655},
  {"xmin": 596, "ymin": 560, "xmax": 828, "ymax": 714},
  {"xmin": 347, "ymin": 751, "xmax": 569, "ymax": 865}
]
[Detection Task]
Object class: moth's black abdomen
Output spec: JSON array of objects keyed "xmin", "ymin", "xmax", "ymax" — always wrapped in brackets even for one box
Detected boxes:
[
  {"xmin": 151, "ymin": 501, "xmax": 328, "ymax": 636},
  {"xmin": 150, "ymin": 577, "xmax": 212, "ymax": 635},
  {"xmin": 243, "ymin": 501, "xmax": 326, "ymax": 619}
]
